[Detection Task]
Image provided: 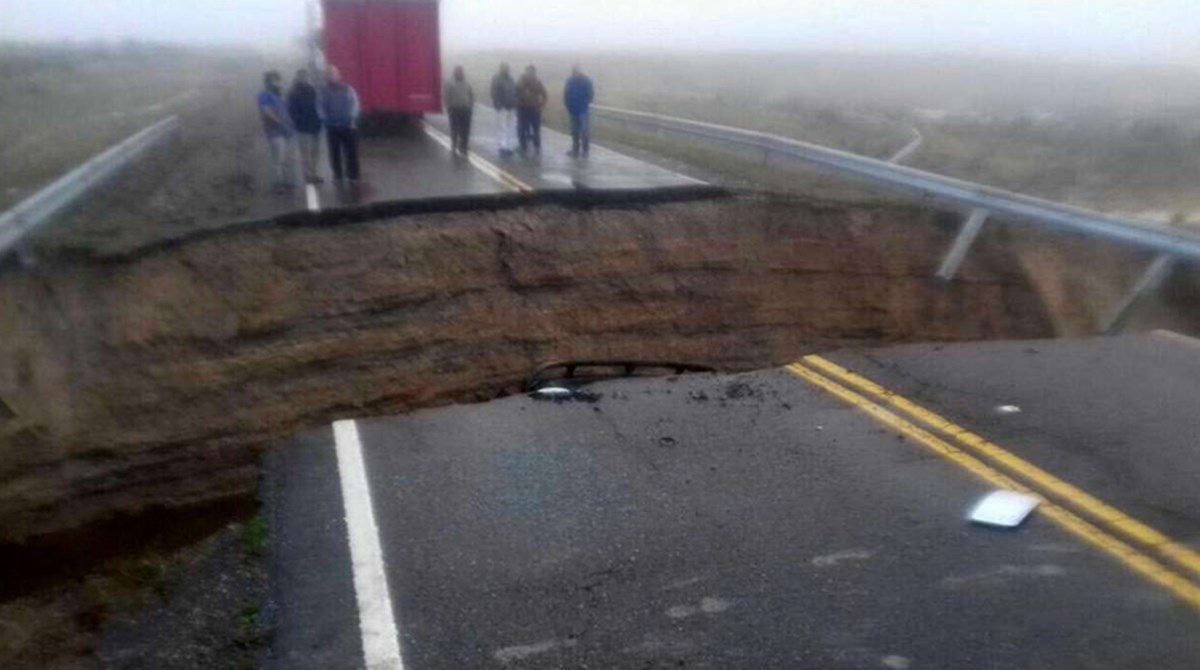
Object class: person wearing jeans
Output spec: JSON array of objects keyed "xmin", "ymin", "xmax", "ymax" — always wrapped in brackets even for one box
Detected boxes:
[
  {"xmin": 287, "ymin": 68, "xmax": 324, "ymax": 184},
  {"xmin": 444, "ymin": 66, "xmax": 475, "ymax": 155},
  {"xmin": 258, "ymin": 70, "xmax": 295, "ymax": 193},
  {"xmin": 322, "ymin": 66, "xmax": 361, "ymax": 182},
  {"xmin": 563, "ymin": 64, "xmax": 594, "ymax": 158}
]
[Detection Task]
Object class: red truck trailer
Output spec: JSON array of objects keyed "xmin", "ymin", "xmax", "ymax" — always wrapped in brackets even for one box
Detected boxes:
[{"xmin": 322, "ymin": 0, "xmax": 442, "ymax": 116}]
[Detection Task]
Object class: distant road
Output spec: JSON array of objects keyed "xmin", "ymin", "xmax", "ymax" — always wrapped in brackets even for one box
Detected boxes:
[{"xmin": 888, "ymin": 127, "xmax": 924, "ymax": 164}]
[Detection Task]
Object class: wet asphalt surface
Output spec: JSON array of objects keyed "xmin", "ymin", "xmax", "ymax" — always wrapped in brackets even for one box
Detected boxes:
[
  {"xmin": 315, "ymin": 125, "xmax": 505, "ymax": 210},
  {"xmin": 827, "ymin": 333, "xmax": 1200, "ymax": 552},
  {"xmin": 275, "ymin": 111, "xmax": 704, "ymax": 218},
  {"xmin": 265, "ymin": 337, "xmax": 1200, "ymax": 668},
  {"xmin": 423, "ymin": 106, "xmax": 703, "ymax": 192}
]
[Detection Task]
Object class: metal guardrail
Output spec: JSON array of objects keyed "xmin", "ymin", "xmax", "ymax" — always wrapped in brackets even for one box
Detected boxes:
[
  {"xmin": 0, "ymin": 116, "xmax": 181, "ymax": 259},
  {"xmin": 593, "ymin": 105, "xmax": 1200, "ymax": 333}
]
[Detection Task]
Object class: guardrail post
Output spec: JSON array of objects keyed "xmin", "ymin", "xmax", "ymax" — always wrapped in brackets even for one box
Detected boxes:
[
  {"xmin": 1102, "ymin": 254, "xmax": 1174, "ymax": 335},
  {"xmin": 936, "ymin": 208, "xmax": 989, "ymax": 281}
]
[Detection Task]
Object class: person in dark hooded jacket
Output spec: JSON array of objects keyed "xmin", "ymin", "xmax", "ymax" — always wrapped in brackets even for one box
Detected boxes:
[
  {"xmin": 490, "ymin": 63, "xmax": 518, "ymax": 156},
  {"xmin": 287, "ymin": 68, "xmax": 323, "ymax": 184}
]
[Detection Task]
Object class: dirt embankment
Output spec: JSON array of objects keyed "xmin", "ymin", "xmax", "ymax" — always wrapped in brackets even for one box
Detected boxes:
[
  {"xmin": 1004, "ymin": 224, "xmax": 1200, "ymax": 336},
  {"xmin": 0, "ymin": 194, "xmax": 1055, "ymax": 585}
]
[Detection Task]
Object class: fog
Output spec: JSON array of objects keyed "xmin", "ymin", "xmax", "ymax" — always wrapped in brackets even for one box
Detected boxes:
[{"xmin": 3, "ymin": 0, "xmax": 1199, "ymax": 65}]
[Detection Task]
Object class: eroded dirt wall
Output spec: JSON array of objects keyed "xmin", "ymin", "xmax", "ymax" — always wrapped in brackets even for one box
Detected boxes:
[{"xmin": 0, "ymin": 195, "xmax": 1055, "ymax": 563}]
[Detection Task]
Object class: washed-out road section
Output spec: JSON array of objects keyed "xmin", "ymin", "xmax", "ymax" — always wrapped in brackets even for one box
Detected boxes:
[{"xmin": 266, "ymin": 334, "xmax": 1200, "ymax": 669}]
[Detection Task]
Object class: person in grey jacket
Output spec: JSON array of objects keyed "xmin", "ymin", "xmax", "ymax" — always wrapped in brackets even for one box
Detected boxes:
[
  {"xmin": 444, "ymin": 66, "xmax": 475, "ymax": 155},
  {"xmin": 321, "ymin": 66, "xmax": 361, "ymax": 182},
  {"xmin": 490, "ymin": 63, "xmax": 518, "ymax": 156}
]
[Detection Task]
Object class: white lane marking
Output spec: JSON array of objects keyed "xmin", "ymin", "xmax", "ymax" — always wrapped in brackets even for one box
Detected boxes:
[
  {"xmin": 305, "ymin": 184, "xmax": 321, "ymax": 212},
  {"xmin": 333, "ymin": 419, "xmax": 404, "ymax": 670},
  {"xmin": 420, "ymin": 121, "xmax": 534, "ymax": 192}
]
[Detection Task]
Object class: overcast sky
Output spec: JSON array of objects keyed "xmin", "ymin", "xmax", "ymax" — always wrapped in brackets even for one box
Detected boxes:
[{"xmin": 3, "ymin": 1, "xmax": 1198, "ymax": 65}]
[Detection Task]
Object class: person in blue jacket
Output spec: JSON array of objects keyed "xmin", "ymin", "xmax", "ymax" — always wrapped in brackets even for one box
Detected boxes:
[
  {"xmin": 563, "ymin": 64, "xmax": 595, "ymax": 158},
  {"xmin": 257, "ymin": 70, "xmax": 295, "ymax": 193}
]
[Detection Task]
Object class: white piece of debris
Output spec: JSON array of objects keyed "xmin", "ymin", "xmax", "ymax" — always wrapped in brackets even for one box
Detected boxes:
[
  {"xmin": 534, "ymin": 387, "xmax": 574, "ymax": 397},
  {"xmin": 995, "ymin": 405, "xmax": 1022, "ymax": 414},
  {"xmin": 969, "ymin": 490, "xmax": 1041, "ymax": 528}
]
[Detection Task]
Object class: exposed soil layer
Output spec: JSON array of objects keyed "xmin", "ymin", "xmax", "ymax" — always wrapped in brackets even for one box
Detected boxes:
[
  {"xmin": 1005, "ymin": 223, "xmax": 1200, "ymax": 336},
  {"xmin": 0, "ymin": 192, "xmax": 1058, "ymax": 589}
]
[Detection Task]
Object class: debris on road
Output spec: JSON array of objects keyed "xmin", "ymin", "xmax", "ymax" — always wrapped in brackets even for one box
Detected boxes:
[{"xmin": 969, "ymin": 490, "xmax": 1041, "ymax": 529}]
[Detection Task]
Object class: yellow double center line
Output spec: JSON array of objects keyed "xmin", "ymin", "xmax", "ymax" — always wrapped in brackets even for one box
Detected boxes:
[
  {"xmin": 786, "ymin": 355, "xmax": 1200, "ymax": 611},
  {"xmin": 420, "ymin": 121, "xmax": 535, "ymax": 193}
]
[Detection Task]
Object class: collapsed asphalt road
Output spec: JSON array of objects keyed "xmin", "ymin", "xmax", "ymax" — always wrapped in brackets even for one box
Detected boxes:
[{"xmin": 265, "ymin": 334, "xmax": 1200, "ymax": 669}]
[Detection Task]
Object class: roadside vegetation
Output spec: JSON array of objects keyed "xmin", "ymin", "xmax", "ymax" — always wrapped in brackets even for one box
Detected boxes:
[
  {"xmin": 0, "ymin": 516, "xmax": 269, "ymax": 669},
  {"xmin": 0, "ymin": 42, "xmax": 271, "ymax": 210}
]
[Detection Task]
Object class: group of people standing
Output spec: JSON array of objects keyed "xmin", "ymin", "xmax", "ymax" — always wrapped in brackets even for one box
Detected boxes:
[
  {"xmin": 444, "ymin": 63, "xmax": 595, "ymax": 158},
  {"xmin": 257, "ymin": 66, "xmax": 362, "ymax": 193},
  {"xmin": 261, "ymin": 62, "xmax": 596, "ymax": 192}
]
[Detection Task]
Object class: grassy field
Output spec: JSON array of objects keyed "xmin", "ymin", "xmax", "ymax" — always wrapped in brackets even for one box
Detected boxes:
[
  {"xmin": 448, "ymin": 51, "xmax": 1200, "ymax": 220},
  {"xmin": 0, "ymin": 43, "xmax": 273, "ymax": 211}
]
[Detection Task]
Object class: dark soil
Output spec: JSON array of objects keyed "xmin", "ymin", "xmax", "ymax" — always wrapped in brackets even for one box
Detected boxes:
[{"xmin": 0, "ymin": 519, "xmax": 267, "ymax": 670}]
